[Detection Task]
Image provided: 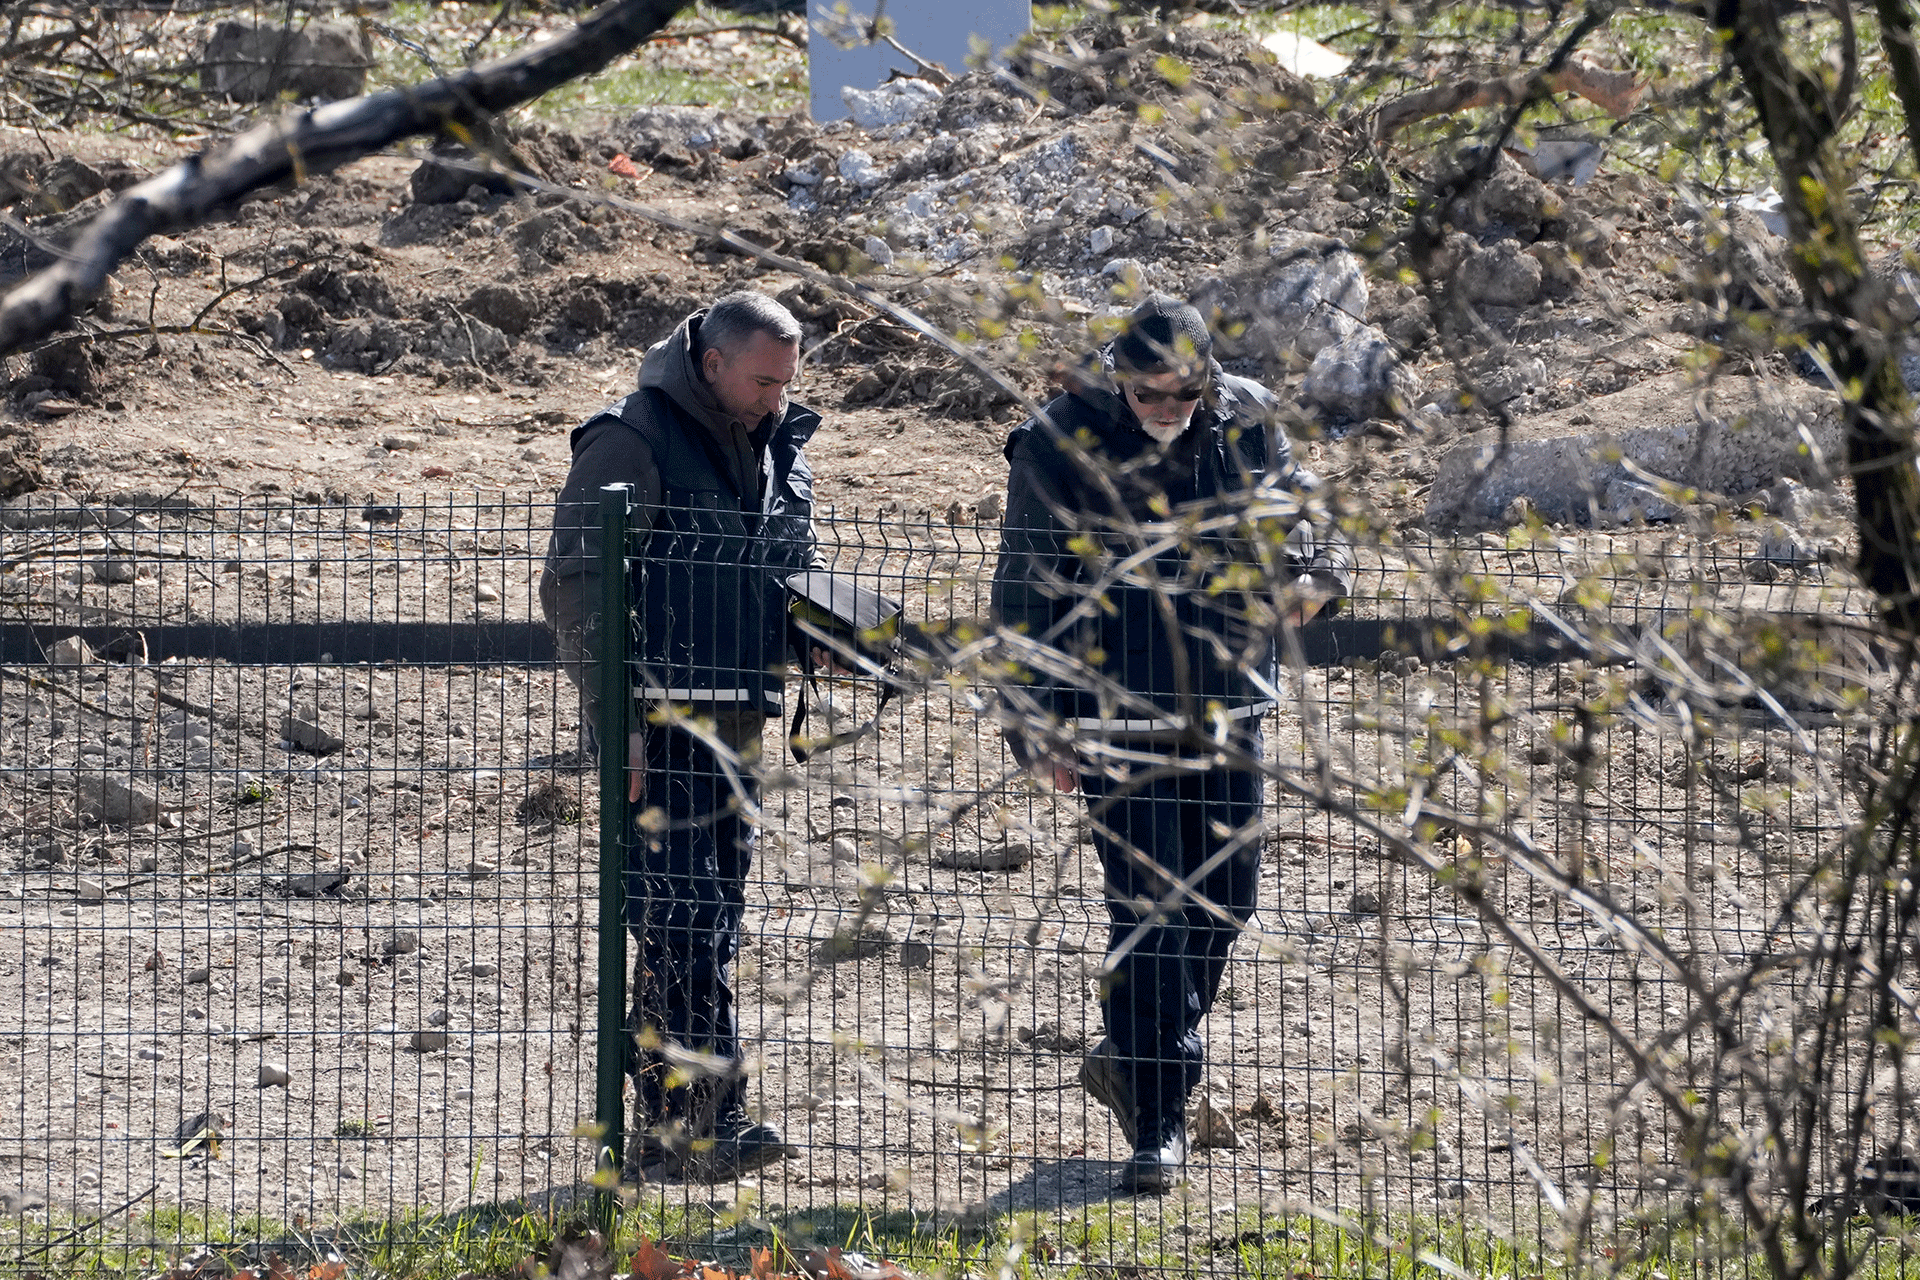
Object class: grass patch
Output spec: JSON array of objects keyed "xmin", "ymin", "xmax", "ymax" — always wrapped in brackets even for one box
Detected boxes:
[{"xmin": 0, "ymin": 1195, "xmax": 1730, "ymax": 1280}]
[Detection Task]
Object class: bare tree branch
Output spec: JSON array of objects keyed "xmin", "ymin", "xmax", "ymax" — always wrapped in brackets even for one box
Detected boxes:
[{"xmin": 0, "ymin": 0, "xmax": 690, "ymax": 358}]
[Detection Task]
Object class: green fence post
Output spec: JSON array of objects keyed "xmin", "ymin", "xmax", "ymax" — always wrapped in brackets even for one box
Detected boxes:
[{"xmin": 594, "ymin": 483, "xmax": 632, "ymax": 1230}]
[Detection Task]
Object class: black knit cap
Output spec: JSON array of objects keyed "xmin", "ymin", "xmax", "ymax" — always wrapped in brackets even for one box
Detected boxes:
[{"xmin": 1112, "ymin": 295, "xmax": 1212, "ymax": 380}]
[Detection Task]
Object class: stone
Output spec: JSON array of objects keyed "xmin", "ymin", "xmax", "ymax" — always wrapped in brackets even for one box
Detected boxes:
[
  {"xmin": 1468, "ymin": 162, "xmax": 1556, "ymax": 239},
  {"xmin": 409, "ymin": 155, "xmax": 516, "ymax": 206},
  {"xmin": 829, "ymin": 837, "xmax": 859, "ymax": 863},
  {"xmin": 814, "ymin": 928, "xmax": 894, "ymax": 963},
  {"xmin": 49, "ymin": 635, "xmax": 92, "ymax": 665},
  {"xmin": 1768, "ymin": 477, "xmax": 1818, "ymax": 524},
  {"xmin": 283, "ymin": 869, "xmax": 349, "ymax": 897},
  {"xmin": 837, "ymin": 150, "xmax": 887, "ymax": 190},
  {"xmin": 1692, "ymin": 208, "xmax": 1801, "ymax": 313},
  {"xmin": 427, "ymin": 1008, "xmax": 450, "ymax": 1027},
  {"xmin": 1088, "ymin": 226, "xmax": 1115, "ymax": 255},
  {"xmin": 1759, "ymin": 522, "xmax": 1822, "ymax": 569},
  {"xmin": 934, "ymin": 841, "xmax": 1035, "ymax": 871},
  {"xmin": 474, "ymin": 583, "xmax": 500, "ymax": 603},
  {"xmin": 200, "ymin": 19, "xmax": 370, "ymax": 102},
  {"xmin": 381, "ymin": 435, "xmax": 422, "ymax": 452},
  {"xmin": 258, "ymin": 1062, "xmax": 292, "ymax": 1088},
  {"xmin": 1599, "ymin": 480, "xmax": 1681, "ymax": 525},
  {"xmin": 381, "ymin": 930, "xmax": 421, "ymax": 956},
  {"xmin": 842, "ymin": 79, "xmax": 941, "ymax": 129},
  {"xmin": 281, "ymin": 715, "xmax": 345, "ymax": 756},
  {"xmin": 1426, "ymin": 373, "xmax": 1843, "ymax": 531},
  {"xmin": 1347, "ymin": 889, "xmax": 1382, "ymax": 915},
  {"xmin": 1257, "ymin": 232, "xmax": 1369, "ymax": 357},
  {"xmin": 626, "ymin": 105, "xmax": 760, "ymax": 163},
  {"xmin": 1459, "ymin": 239, "xmax": 1542, "ymax": 307},
  {"xmin": 77, "ymin": 877, "xmax": 106, "ymax": 900},
  {"xmin": 75, "ymin": 774, "xmax": 161, "ymax": 826},
  {"xmin": 1191, "ymin": 1091, "xmax": 1241, "ymax": 1149},
  {"xmin": 1300, "ymin": 327, "xmax": 1419, "ymax": 423},
  {"xmin": 861, "ymin": 236, "xmax": 895, "ymax": 268},
  {"xmin": 464, "ymin": 961, "xmax": 499, "ymax": 977},
  {"xmin": 1468, "ymin": 353, "xmax": 1548, "ymax": 410},
  {"xmin": 465, "ymin": 861, "xmax": 495, "ymax": 879},
  {"xmin": 460, "ymin": 283, "xmax": 538, "ymax": 337},
  {"xmin": 90, "ymin": 558, "xmax": 137, "ymax": 584},
  {"xmin": 410, "ymin": 1030, "xmax": 451, "ymax": 1052},
  {"xmin": 186, "ymin": 968, "xmax": 210, "ymax": 984}
]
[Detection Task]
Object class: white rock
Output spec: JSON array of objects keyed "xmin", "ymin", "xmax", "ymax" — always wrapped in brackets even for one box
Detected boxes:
[
  {"xmin": 1088, "ymin": 226, "xmax": 1115, "ymax": 255},
  {"xmin": 862, "ymin": 236, "xmax": 895, "ymax": 267},
  {"xmin": 49, "ymin": 635, "xmax": 93, "ymax": 665},
  {"xmin": 1260, "ymin": 232, "xmax": 1369, "ymax": 357},
  {"xmin": 1260, "ymin": 29, "xmax": 1352, "ymax": 78},
  {"xmin": 474, "ymin": 583, "xmax": 500, "ymax": 603},
  {"xmin": 258, "ymin": 1062, "xmax": 292, "ymax": 1087},
  {"xmin": 838, "ymin": 150, "xmax": 886, "ymax": 190},
  {"xmin": 830, "ymin": 837, "xmax": 859, "ymax": 863},
  {"xmin": 1191, "ymin": 1091, "xmax": 1241, "ymax": 1148},
  {"xmin": 73, "ymin": 775, "xmax": 160, "ymax": 825},
  {"xmin": 1300, "ymin": 326, "xmax": 1419, "ymax": 423},
  {"xmin": 842, "ymin": 79, "xmax": 941, "ymax": 130}
]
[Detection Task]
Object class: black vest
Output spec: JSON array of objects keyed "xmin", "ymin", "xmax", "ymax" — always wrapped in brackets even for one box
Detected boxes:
[{"xmin": 604, "ymin": 388, "xmax": 818, "ymax": 713}]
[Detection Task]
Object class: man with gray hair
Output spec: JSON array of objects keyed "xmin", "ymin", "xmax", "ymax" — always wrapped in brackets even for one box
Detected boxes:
[{"xmin": 540, "ymin": 290, "xmax": 819, "ymax": 1180}]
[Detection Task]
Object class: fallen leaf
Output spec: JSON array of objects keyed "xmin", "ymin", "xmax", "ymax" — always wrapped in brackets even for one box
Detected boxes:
[
  {"xmin": 609, "ymin": 152, "xmax": 643, "ymax": 179},
  {"xmin": 750, "ymin": 1248, "xmax": 781, "ymax": 1280},
  {"xmin": 630, "ymin": 1237, "xmax": 695, "ymax": 1280}
]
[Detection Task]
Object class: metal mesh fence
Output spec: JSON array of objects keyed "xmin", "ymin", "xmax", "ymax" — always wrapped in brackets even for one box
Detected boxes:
[{"xmin": 0, "ymin": 493, "xmax": 1896, "ymax": 1274}]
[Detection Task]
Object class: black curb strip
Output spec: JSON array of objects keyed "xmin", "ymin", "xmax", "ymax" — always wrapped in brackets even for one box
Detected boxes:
[{"xmin": 0, "ymin": 618, "xmax": 1584, "ymax": 669}]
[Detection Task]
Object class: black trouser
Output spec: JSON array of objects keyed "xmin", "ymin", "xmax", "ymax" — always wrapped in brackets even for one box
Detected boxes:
[
  {"xmin": 1079, "ymin": 736, "xmax": 1261, "ymax": 1138},
  {"xmin": 624, "ymin": 712, "xmax": 765, "ymax": 1133}
]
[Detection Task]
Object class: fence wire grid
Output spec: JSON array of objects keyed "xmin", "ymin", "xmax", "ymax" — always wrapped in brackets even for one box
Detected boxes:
[{"xmin": 0, "ymin": 492, "xmax": 1901, "ymax": 1276}]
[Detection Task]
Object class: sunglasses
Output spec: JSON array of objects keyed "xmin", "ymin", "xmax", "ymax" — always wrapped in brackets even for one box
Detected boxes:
[{"xmin": 1127, "ymin": 384, "xmax": 1207, "ymax": 407}]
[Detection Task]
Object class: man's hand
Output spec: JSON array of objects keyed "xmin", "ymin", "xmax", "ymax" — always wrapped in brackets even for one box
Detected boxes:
[
  {"xmin": 1284, "ymin": 573, "xmax": 1331, "ymax": 630},
  {"xmin": 1004, "ymin": 730, "xmax": 1078, "ymax": 793},
  {"xmin": 809, "ymin": 645, "xmax": 856, "ymax": 677}
]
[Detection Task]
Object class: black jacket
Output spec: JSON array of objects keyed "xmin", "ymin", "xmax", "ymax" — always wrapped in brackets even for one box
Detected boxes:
[
  {"xmin": 992, "ymin": 356, "xmax": 1351, "ymax": 737},
  {"xmin": 544, "ymin": 311, "xmax": 820, "ymax": 714}
]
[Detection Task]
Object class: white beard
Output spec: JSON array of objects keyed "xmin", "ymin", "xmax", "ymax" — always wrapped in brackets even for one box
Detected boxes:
[{"xmin": 1143, "ymin": 419, "xmax": 1186, "ymax": 445}]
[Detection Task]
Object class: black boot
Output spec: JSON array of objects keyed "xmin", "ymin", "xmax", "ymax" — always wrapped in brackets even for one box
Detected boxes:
[
  {"xmin": 683, "ymin": 1112, "xmax": 795, "ymax": 1181},
  {"xmin": 1121, "ymin": 1116, "xmax": 1189, "ymax": 1193}
]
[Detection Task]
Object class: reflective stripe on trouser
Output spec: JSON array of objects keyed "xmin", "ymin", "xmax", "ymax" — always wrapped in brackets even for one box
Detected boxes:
[
  {"xmin": 1079, "ymin": 736, "xmax": 1261, "ymax": 1138},
  {"xmin": 625, "ymin": 719, "xmax": 762, "ymax": 1131}
]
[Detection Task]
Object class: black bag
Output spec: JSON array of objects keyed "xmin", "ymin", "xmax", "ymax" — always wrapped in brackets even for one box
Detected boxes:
[{"xmin": 785, "ymin": 571, "xmax": 907, "ymax": 762}]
